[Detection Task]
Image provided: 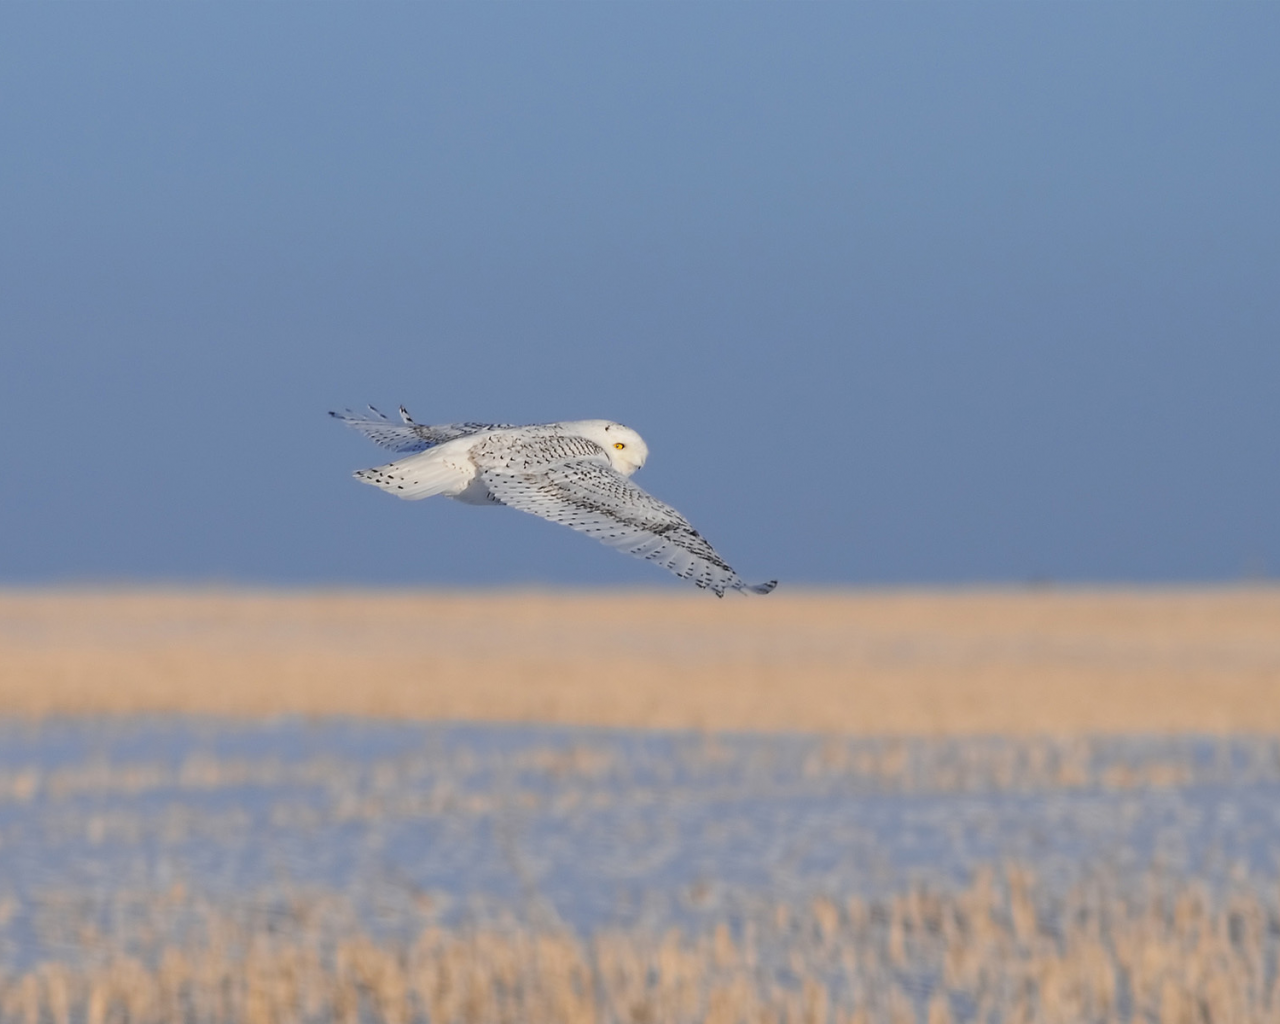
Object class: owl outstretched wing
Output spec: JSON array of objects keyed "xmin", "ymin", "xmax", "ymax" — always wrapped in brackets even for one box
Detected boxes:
[
  {"xmin": 475, "ymin": 436, "xmax": 776, "ymax": 597},
  {"xmin": 330, "ymin": 406, "xmax": 511, "ymax": 454}
]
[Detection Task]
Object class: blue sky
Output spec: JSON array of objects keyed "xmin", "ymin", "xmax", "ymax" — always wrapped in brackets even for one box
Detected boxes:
[{"xmin": 2, "ymin": 3, "xmax": 1277, "ymax": 587}]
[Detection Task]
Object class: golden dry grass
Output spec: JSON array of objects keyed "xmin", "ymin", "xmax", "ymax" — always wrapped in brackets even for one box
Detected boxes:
[
  {"xmin": 1, "ymin": 587, "xmax": 1279, "ymax": 733},
  {"xmin": 2, "ymin": 865, "xmax": 1275, "ymax": 1024}
]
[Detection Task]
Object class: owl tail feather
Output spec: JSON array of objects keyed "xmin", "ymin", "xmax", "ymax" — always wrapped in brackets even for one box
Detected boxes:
[{"xmin": 354, "ymin": 450, "xmax": 474, "ymax": 501}]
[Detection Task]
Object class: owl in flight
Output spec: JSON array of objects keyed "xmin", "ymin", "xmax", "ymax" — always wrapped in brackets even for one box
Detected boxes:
[{"xmin": 332, "ymin": 407, "xmax": 777, "ymax": 597}]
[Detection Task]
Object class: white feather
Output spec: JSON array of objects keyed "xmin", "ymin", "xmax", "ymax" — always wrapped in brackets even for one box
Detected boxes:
[{"xmin": 353, "ymin": 449, "xmax": 475, "ymax": 501}]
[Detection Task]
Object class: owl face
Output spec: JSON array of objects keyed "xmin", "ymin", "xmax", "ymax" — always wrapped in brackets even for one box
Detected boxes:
[{"xmin": 576, "ymin": 420, "xmax": 648, "ymax": 476}]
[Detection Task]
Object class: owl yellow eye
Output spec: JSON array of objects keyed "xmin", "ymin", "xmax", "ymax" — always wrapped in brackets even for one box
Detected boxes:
[{"xmin": 614, "ymin": 442, "xmax": 626, "ymax": 450}]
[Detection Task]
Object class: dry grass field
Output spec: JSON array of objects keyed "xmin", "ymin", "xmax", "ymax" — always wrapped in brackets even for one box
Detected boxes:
[
  {"xmin": 0, "ymin": 587, "xmax": 1278, "ymax": 732},
  {"xmin": 3, "ymin": 865, "xmax": 1276, "ymax": 1024},
  {"xmin": 2, "ymin": 720, "xmax": 1278, "ymax": 1024},
  {"xmin": 2, "ymin": 587, "xmax": 1279, "ymax": 1022}
]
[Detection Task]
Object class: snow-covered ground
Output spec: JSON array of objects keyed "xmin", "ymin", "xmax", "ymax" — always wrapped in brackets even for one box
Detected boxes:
[{"xmin": 2, "ymin": 718, "xmax": 1279, "ymax": 974}]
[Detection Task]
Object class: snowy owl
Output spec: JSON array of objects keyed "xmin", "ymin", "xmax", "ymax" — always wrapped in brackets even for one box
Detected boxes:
[{"xmin": 332, "ymin": 407, "xmax": 777, "ymax": 596}]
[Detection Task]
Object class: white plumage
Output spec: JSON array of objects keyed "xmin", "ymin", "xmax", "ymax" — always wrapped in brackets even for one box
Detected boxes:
[{"xmin": 332, "ymin": 406, "xmax": 777, "ymax": 596}]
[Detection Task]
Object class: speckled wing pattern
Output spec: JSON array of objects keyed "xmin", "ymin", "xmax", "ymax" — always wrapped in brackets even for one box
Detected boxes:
[
  {"xmin": 474, "ymin": 434, "xmax": 777, "ymax": 597},
  {"xmin": 330, "ymin": 406, "xmax": 509, "ymax": 453}
]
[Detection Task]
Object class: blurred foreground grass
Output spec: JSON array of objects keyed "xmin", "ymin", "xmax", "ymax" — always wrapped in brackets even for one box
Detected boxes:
[
  {"xmin": 2, "ymin": 723, "xmax": 1279, "ymax": 1023},
  {"xmin": 2, "ymin": 587, "xmax": 1279, "ymax": 731},
  {"xmin": 2, "ymin": 864, "xmax": 1275, "ymax": 1024}
]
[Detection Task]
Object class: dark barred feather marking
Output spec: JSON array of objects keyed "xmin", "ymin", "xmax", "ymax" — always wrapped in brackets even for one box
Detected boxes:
[{"xmin": 475, "ymin": 435, "xmax": 773, "ymax": 597}]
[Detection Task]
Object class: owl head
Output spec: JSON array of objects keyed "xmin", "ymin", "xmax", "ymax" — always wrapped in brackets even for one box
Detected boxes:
[{"xmin": 571, "ymin": 420, "xmax": 649, "ymax": 477}]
